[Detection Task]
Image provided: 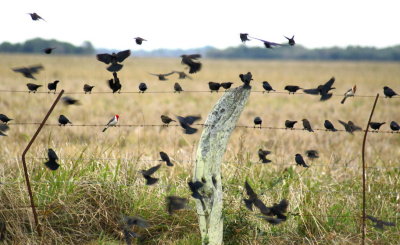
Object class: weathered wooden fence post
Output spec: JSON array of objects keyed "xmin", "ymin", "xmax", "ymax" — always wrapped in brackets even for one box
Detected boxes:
[{"xmin": 194, "ymin": 85, "xmax": 251, "ymax": 245}]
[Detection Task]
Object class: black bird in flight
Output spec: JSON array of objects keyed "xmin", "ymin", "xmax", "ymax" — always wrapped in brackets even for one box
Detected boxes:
[
  {"xmin": 12, "ymin": 65, "xmax": 44, "ymax": 79},
  {"xmin": 208, "ymin": 82, "xmax": 221, "ymax": 92},
  {"xmin": 166, "ymin": 196, "xmax": 188, "ymax": 215},
  {"xmin": 133, "ymin": 37, "xmax": 147, "ymax": 45},
  {"xmin": 62, "ymin": 96, "xmax": 80, "ymax": 106},
  {"xmin": 28, "ymin": 13, "xmax": 45, "ymax": 21},
  {"xmin": 253, "ymin": 116, "xmax": 262, "ymax": 128},
  {"xmin": 258, "ymin": 149, "xmax": 271, "ymax": 163},
  {"xmin": 303, "ymin": 77, "xmax": 335, "ymax": 101},
  {"xmin": 366, "ymin": 215, "xmax": 395, "ymax": 230},
  {"xmin": 250, "ymin": 36, "xmax": 282, "ymax": 49},
  {"xmin": 369, "ymin": 122, "xmax": 385, "ymax": 132},
  {"xmin": 43, "ymin": 47, "xmax": 55, "ymax": 54},
  {"xmin": 149, "ymin": 72, "xmax": 174, "ymax": 81},
  {"xmin": 174, "ymin": 82, "xmax": 183, "ymax": 93},
  {"xmin": 284, "ymin": 35, "xmax": 295, "ymax": 46},
  {"xmin": 44, "ymin": 148, "xmax": 59, "ymax": 170},
  {"xmin": 295, "ymin": 154, "xmax": 309, "ymax": 168},
  {"xmin": 285, "ymin": 120, "xmax": 297, "ymax": 129},
  {"xmin": 383, "ymin": 86, "xmax": 398, "ymax": 98},
  {"xmin": 324, "ymin": 120, "xmax": 337, "ymax": 132},
  {"xmin": 305, "ymin": 150, "xmax": 319, "ymax": 159},
  {"xmin": 83, "ymin": 84, "xmax": 95, "ymax": 94},
  {"xmin": 0, "ymin": 114, "xmax": 13, "ymax": 124},
  {"xmin": 0, "ymin": 124, "xmax": 10, "ymax": 137},
  {"xmin": 239, "ymin": 72, "xmax": 253, "ymax": 88},
  {"xmin": 140, "ymin": 164, "xmax": 161, "ymax": 185},
  {"xmin": 138, "ymin": 83, "xmax": 147, "ymax": 93},
  {"xmin": 181, "ymin": 54, "xmax": 202, "ymax": 74},
  {"xmin": 47, "ymin": 80, "xmax": 60, "ymax": 93},
  {"xmin": 284, "ymin": 85, "xmax": 301, "ymax": 94},
  {"xmin": 188, "ymin": 180, "xmax": 204, "ymax": 199},
  {"xmin": 240, "ymin": 33, "xmax": 251, "ymax": 43},
  {"xmin": 262, "ymin": 81, "xmax": 275, "ymax": 93},
  {"xmin": 108, "ymin": 72, "xmax": 122, "ymax": 93},
  {"xmin": 159, "ymin": 151, "xmax": 173, "ymax": 167},
  {"xmin": 221, "ymin": 82, "xmax": 233, "ymax": 90},
  {"xmin": 161, "ymin": 115, "xmax": 175, "ymax": 126},
  {"xmin": 173, "ymin": 71, "xmax": 192, "ymax": 80},
  {"xmin": 58, "ymin": 115, "xmax": 72, "ymax": 126},
  {"xmin": 176, "ymin": 115, "xmax": 201, "ymax": 134},
  {"xmin": 338, "ymin": 120, "xmax": 362, "ymax": 134},
  {"xmin": 390, "ymin": 121, "xmax": 399, "ymax": 132},
  {"xmin": 122, "ymin": 216, "xmax": 149, "ymax": 244},
  {"xmin": 26, "ymin": 83, "xmax": 42, "ymax": 93},
  {"xmin": 96, "ymin": 50, "xmax": 131, "ymax": 72},
  {"xmin": 302, "ymin": 119, "xmax": 314, "ymax": 132}
]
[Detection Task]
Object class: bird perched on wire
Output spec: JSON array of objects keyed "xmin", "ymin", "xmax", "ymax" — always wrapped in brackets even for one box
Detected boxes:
[
  {"xmin": 28, "ymin": 13, "xmax": 45, "ymax": 21},
  {"xmin": 166, "ymin": 196, "xmax": 188, "ymax": 215},
  {"xmin": 239, "ymin": 72, "xmax": 253, "ymax": 88},
  {"xmin": 390, "ymin": 121, "xmax": 399, "ymax": 132},
  {"xmin": 108, "ymin": 72, "xmax": 122, "ymax": 93},
  {"xmin": 102, "ymin": 114, "xmax": 119, "ymax": 132},
  {"xmin": 285, "ymin": 120, "xmax": 297, "ymax": 129},
  {"xmin": 253, "ymin": 117, "xmax": 262, "ymax": 128},
  {"xmin": 341, "ymin": 85, "xmax": 357, "ymax": 104},
  {"xmin": 138, "ymin": 83, "xmax": 147, "ymax": 93},
  {"xmin": 58, "ymin": 115, "xmax": 72, "ymax": 126},
  {"xmin": 302, "ymin": 119, "xmax": 313, "ymax": 132},
  {"xmin": 176, "ymin": 115, "xmax": 201, "ymax": 134},
  {"xmin": 284, "ymin": 85, "xmax": 301, "ymax": 94},
  {"xmin": 250, "ymin": 36, "xmax": 282, "ymax": 49},
  {"xmin": 62, "ymin": 96, "xmax": 80, "ymax": 105},
  {"xmin": 44, "ymin": 148, "xmax": 59, "ymax": 170},
  {"xmin": 181, "ymin": 54, "xmax": 202, "ymax": 74},
  {"xmin": 159, "ymin": 152, "xmax": 173, "ymax": 167},
  {"xmin": 149, "ymin": 72, "xmax": 174, "ymax": 81},
  {"xmin": 284, "ymin": 35, "xmax": 295, "ymax": 46},
  {"xmin": 43, "ymin": 47, "xmax": 55, "ymax": 54},
  {"xmin": 83, "ymin": 84, "xmax": 95, "ymax": 94},
  {"xmin": 338, "ymin": 120, "xmax": 362, "ymax": 134},
  {"xmin": 0, "ymin": 124, "xmax": 10, "ymax": 137},
  {"xmin": 161, "ymin": 115, "xmax": 175, "ymax": 126},
  {"xmin": 383, "ymin": 86, "xmax": 398, "ymax": 98},
  {"xmin": 12, "ymin": 65, "xmax": 44, "ymax": 79},
  {"xmin": 369, "ymin": 122, "xmax": 385, "ymax": 132},
  {"xmin": 366, "ymin": 215, "xmax": 395, "ymax": 230},
  {"xmin": 140, "ymin": 164, "xmax": 161, "ymax": 185},
  {"xmin": 262, "ymin": 81, "xmax": 275, "ymax": 93},
  {"xmin": 324, "ymin": 120, "xmax": 337, "ymax": 132},
  {"xmin": 305, "ymin": 150, "xmax": 319, "ymax": 159},
  {"xmin": 240, "ymin": 33, "xmax": 251, "ymax": 43},
  {"xmin": 303, "ymin": 77, "xmax": 335, "ymax": 101},
  {"xmin": 47, "ymin": 80, "xmax": 60, "ymax": 93},
  {"xmin": 173, "ymin": 71, "xmax": 192, "ymax": 80},
  {"xmin": 295, "ymin": 153, "xmax": 309, "ymax": 168},
  {"xmin": 133, "ymin": 37, "xmax": 147, "ymax": 45},
  {"xmin": 0, "ymin": 114, "xmax": 13, "ymax": 124},
  {"xmin": 221, "ymin": 82, "xmax": 233, "ymax": 90},
  {"xmin": 208, "ymin": 82, "xmax": 221, "ymax": 92},
  {"xmin": 258, "ymin": 149, "xmax": 271, "ymax": 163},
  {"xmin": 174, "ymin": 83, "xmax": 183, "ymax": 93},
  {"xmin": 96, "ymin": 50, "xmax": 131, "ymax": 72},
  {"xmin": 26, "ymin": 83, "xmax": 42, "ymax": 93}
]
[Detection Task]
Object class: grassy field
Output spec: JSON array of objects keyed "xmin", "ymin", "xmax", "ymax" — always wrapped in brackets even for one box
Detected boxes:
[{"xmin": 0, "ymin": 54, "xmax": 399, "ymax": 244}]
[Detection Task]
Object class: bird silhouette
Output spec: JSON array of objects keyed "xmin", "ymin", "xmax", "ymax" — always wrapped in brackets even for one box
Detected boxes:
[
  {"xmin": 366, "ymin": 215, "xmax": 395, "ymax": 230},
  {"xmin": 149, "ymin": 72, "xmax": 175, "ymax": 81},
  {"xmin": 369, "ymin": 122, "xmax": 385, "ymax": 132},
  {"xmin": 253, "ymin": 117, "xmax": 262, "ymax": 128},
  {"xmin": 305, "ymin": 150, "xmax": 319, "ymax": 159},
  {"xmin": 26, "ymin": 83, "xmax": 42, "ymax": 93},
  {"xmin": 108, "ymin": 72, "xmax": 122, "ymax": 93},
  {"xmin": 13, "ymin": 65, "xmax": 44, "ymax": 79},
  {"xmin": 96, "ymin": 50, "xmax": 131, "ymax": 72},
  {"xmin": 43, "ymin": 47, "xmax": 55, "ymax": 54},
  {"xmin": 58, "ymin": 115, "xmax": 72, "ymax": 126},
  {"xmin": 295, "ymin": 154, "xmax": 309, "ymax": 168},
  {"xmin": 159, "ymin": 151, "xmax": 173, "ymax": 167},
  {"xmin": 338, "ymin": 120, "xmax": 362, "ymax": 134},
  {"xmin": 140, "ymin": 164, "xmax": 161, "ymax": 185},
  {"xmin": 0, "ymin": 114, "xmax": 13, "ymax": 124},
  {"xmin": 208, "ymin": 82, "xmax": 221, "ymax": 92},
  {"xmin": 161, "ymin": 115, "xmax": 175, "ymax": 126},
  {"xmin": 47, "ymin": 80, "xmax": 60, "ymax": 93},
  {"xmin": 0, "ymin": 124, "xmax": 10, "ymax": 137},
  {"xmin": 62, "ymin": 96, "xmax": 80, "ymax": 105},
  {"xmin": 44, "ymin": 148, "xmax": 59, "ymax": 170},
  {"xmin": 133, "ymin": 37, "xmax": 147, "ymax": 45},
  {"xmin": 221, "ymin": 82, "xmax": 233, "ymax": 90},
  {"xmin": 258, "ymin": 149, "xmax": 272, "ymax": 163},
  {"xmin": 174, "ymin": 82, "xmax": 183, "ymax": 93},
  {"xmin": 284, "ymin": 35, "xmax": 295, "ymax": 46},
  {"xmin": 176, "ymin": 115, "xmax": 201, "ymax": 134},
  {"xmin": 285, "ymin": 120, "xmax": 297, "ymax": 129},
  {"xmin": 28, "ymin": 13, "xmax": 45, "ymax": 21},
  {"xmin": 83, "ymin": 84, "xmax": 95, "ymax": 94},
  {"xmin": 240, "ymin": 33, "xmax": 251, "ymax": 43},
  {"xmin": 250, "ymin": 36, "xmax": 282, "ymax": 49},
  {"xmin": 390, "ymin": 121, "xmax": 399, "ymax": 132},
  {"xmin": 166, "ymin": 196, "xmax": 188, "ymax": 214},
  {"xmin": 284, "ymin": 85, "xmax": 301, "ymax": 94},
  {"xmin": 181, "ymin": 54, "xmax": 202, "ymax": 74},
  {"xmin": 239, "ymin": 72, "xmax": 253, "ymax": 88},
  {"xmin": 302, "ymin": 119, "xmax": 314, "ymax": 132},
  {"xmin": 383, "ymin": 86, "xmax": 398, "ymax": 98},
  {"xmin": 262, "ymin": 81, "xmax": 275, "ymax": 93},
  {"xmin": 138, "ymin": 83, "xmax": 147, "ymax": 93},
  {"xmin": 303, "ymin": 77, "xmax": 335, "ymax": 101},
  {"xmin": 324, "ymin": 120, "xmax": 337, "ymax": 131}
]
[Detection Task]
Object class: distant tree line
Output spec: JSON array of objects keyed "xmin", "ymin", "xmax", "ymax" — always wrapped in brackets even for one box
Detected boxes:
[
  {"xmin": 205, "ymin": 45, "xmax": 400, "ymax": 61},
  {"xmin": 0, "ymin": 38, "xmax": 95, "ymax": 55}
]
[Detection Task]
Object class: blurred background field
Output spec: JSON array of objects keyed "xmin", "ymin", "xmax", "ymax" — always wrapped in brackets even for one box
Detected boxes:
[{"xmin": 0, "ymin": 54, "xmax": 399, "ymax": 244}]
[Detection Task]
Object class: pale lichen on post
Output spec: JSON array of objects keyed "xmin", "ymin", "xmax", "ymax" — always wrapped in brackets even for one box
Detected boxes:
[{"xmin": 193, "ymin": 85, "xmax": 251, "ymax": 245}]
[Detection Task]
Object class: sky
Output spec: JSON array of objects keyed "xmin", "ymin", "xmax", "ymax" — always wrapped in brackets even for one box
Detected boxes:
[{"xmin": 2, "ymin": 0, "xmax": 400, "ymax": 51}]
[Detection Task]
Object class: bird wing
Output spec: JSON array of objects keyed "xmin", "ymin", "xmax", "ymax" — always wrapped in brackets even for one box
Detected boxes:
[
  {"xmin": 144, "ymin": 164, "xmax": 161, "ymax": 176},
  {"xmin": 244, "ymin": 181, "xmax": 257, "ymax": 199},
  {"xmin": 249, "ymin": 36, "xmax": 282, "ymax": 46},
  {"xmin": 12, "ymin": 67, "xmax": 29, "ymax": 73},
  {"xmin": 106, "ymin": 116, "xmax": 116, "ymax": 126},
  {"xmin": 148, "ymin": 73, "xmax": 160, "ymax": 76},
  {"xmin": 187, "ymin": 54, "xmax": 201, "ymax": 59},
  {"xmin": 163, "ymin": 71, "xmax": 175, "ymax": 76},
  {"xmin": 116, "ymin": 50, "xmax": 131, "ymax": 62},
  {"xmin": 160, "ymin": 152, "xmax": 170, "ymax": 161},
  {"xmin": 96, "ymin": 53, "xmax": 113, "ymax": 64},
  {"xmin": 272, "ymin": 199, "xmax": 289, "ymax": 214},
  {"xmin": 183, "ymin": 116, "xmax": 202, "ymax": 125},
  {"xmin": 28, "ymin": 65, "xmax": 44, "ymax": 73},
  {"xmin": 107, "ymin": 79, "xmax": 114, "ymax": 89},
  {"xmin": 48, "ymin": 149, "xmax": 58, "ymax": 160},
  {"xmin": 0, "ymin": 124, "xmax": 10, "ymax": 132},
  {"xmin": 322, "ymin": 77, "xmax": 335, "ymax": 91},
  {"xmin": 366, "ymin": 215, "xmax": 379, "ymax": 222},
  {"xmin": 303, "ymin": 88, "xmax": 320, "ymax": 95}
]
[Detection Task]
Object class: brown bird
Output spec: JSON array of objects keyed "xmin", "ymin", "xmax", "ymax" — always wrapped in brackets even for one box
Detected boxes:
[
  {"xmin": 133, "ymin": 37, "xmax": 147, "ymax": 45},
  {"xmin": 166, "ymin": 196, "xmax": 188, "ymax": 214},
  {"xmin": 341, "ymin": 85, "xmax": 357, "ymax": 104},
  {"xmin": 149, "ymin": 72, "xmax": 174, "ymax": 81},
  {"xmin": 83, "ymin": 84, "xmax": 95, "ymax": 94},
  {"xmin": 181, "ymin": 54, "xmax": 202, "ymax": 74},
  {"xmin": 302, "ymin": 119, "xmax": 314, "ymax": 132},
  {"xmin": 161, "ymin": 115, "xmax": 175, "ymax": 126},
  {"xmin": 96, "ymin": 50, "xmax": 131, "ymax": 72},
  {"xmin": 174, "ymin": 82, "xmax": 183, "ymax": 93}
]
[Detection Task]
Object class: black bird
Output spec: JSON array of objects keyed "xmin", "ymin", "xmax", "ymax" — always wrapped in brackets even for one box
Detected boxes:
[
  {"xmin": 250, "ymin": 36, "xmax": 282, "ymax": 49},
  {"xmin": 383, "ymin": 86, "xmax": 398, "ymax": 98},
  {"xmin": 303, "ymin": 77, "xmax": 335, "ymax": 101},
  {"xmin": 338, "ymin": 120, "xmax": 362, "ymax": 134},
  {"xmin": 208, "ymin": 82, "xmax": 221, "ymax": 92},
  {"xmin": 159, "ymin": 151, "xmax": 173, "ymax": 167},
  {"xmin": 96, "ymin": 50, "xmax": 131, "ymax": 72},
  {"xmin": 13, "ymin": 65, "xmax": 44, "ymax": 79},
  {"xmin": 369, "ymin": 122, "xmax": 385, "ymax": 132},
  {"xmin": 174, "ymin": 83, "xmax": 183, "ymax": 93},
  {"xmin": 181, "ymin": 54, "xmax": 202, "ymax": 74},
  {"xmin": 0, "ymin": 124, "xmax": 10, "ymax": 137},
  {"xmin": 240, "ymin": 33, "xmax": 251, "ymax": 43},
  {"xmin": 108, "ymin": 72, "xmax": 122, "ymax": 93},
  {"xmin": 28, "ymin": 13, "xmax": 45, "ymax": 21},
  {"xmin": 243, "ymin": 180, "xmax": 267, "ymax": 212},
  {"xmin": 44, "ymin": 148, "xmax": 60, "ymax": 170},
  {"xmin": 324, "ymin": 120, "xmax": 337, "ymax": 132},
  {"xmin": 284, "ymin": 35, "xmax": 295, "ymax": 46},
  {"xmin": 83, "ymin": 84, "xmax": 95, "ymax": 94},
  {"xmin": 149, "ymin": 72, "xmax": 174, "ymax": 81},
  {"xmin": 140, "ymin": 164, "xmax": 161, "ymax": 185},
  {"xmin": 239, "ymin": 72, "xmax": 253, "ymax": 88},
  {"xmin": 176, "ymin": 115, "xmax": 201, "ymax": 134},
  {"xmin": 58, "ymin": 115, "xmax": 72, "ymax": 126},
  {"xmin": 366, "ymin": 215, "xmax": 395, "ymax": 230},
  {"xmin": 285, "ymin": 120, "xmax": 297, "ymax": 129},
  {"xmin": 133, "ymin": 37, "xmax": 147, "ymax": 45},
  {"xmin": 43, "ymin": 47, "xmax": 55, "ymax": 54},
  {"xmin": 221, "ymin": 82, "xmax": 233, "ymax": 90},
  {"xmin": 166, "ymin": 196, "xmax": 188, "ymax": 214},
  {"xmin": 284, "ymin": 85, "xmax": 301, "ymax": 94},
  {"xmin": 47, "ymin": 80, "xmax": 60, "ymax": 93},
  {"xmin": 253, "ymin": 116, "xmax": 262, "ymax": 128},
  {"xmin": 26, "ymin": 83, "xmax": 42, "ymax": 93},
  {"xmin": 0, "ymin": 114, "xmax": 13, "ymax": 124},
  {"xmin": 390, "ymin": 121, "xmax": 400, "ymax": 132},
  {"xmin": 188, "ymin": 180, "xmax": 204, "ymax": 199},
  {"xmin": 160, "ymin": 115, "xmax": 175, "ymax": 126},
  {"xmin": 173, "ymin": 71, "xmax": 192, "ymax": 80},
  {"xmin": 295, "ymin": 153, "xmax": 309, "ymax": 168},
  {"xmin": 62, "ymin": 96, "xmax": 80, "ymax": 105},
  {"xmin": 305, "ymin": 150, "xmax": 319, "ymax": 159},
  {"xmin": 262, "ymin": 81, "xmax": 275, "ymax": 93},
  {"xmin": 258, "ymin": 149, "xmax": 271, "ymax": 163},
  {"xmin": 138, "ymin": 83, "xmax": 147, "ymax": 93},
  {"xmin": 302, "ymin": 119, "xmax": 314, "ymax": 132}
]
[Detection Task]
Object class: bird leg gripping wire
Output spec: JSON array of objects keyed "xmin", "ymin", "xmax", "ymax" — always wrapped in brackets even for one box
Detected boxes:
[
  {"xmin": 194, "ymin": 85, "xmax": 250, "ymax": 245},
  {"xmin": 21, "ymin": 90, "xmax": 64, "ymax": 236}
]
